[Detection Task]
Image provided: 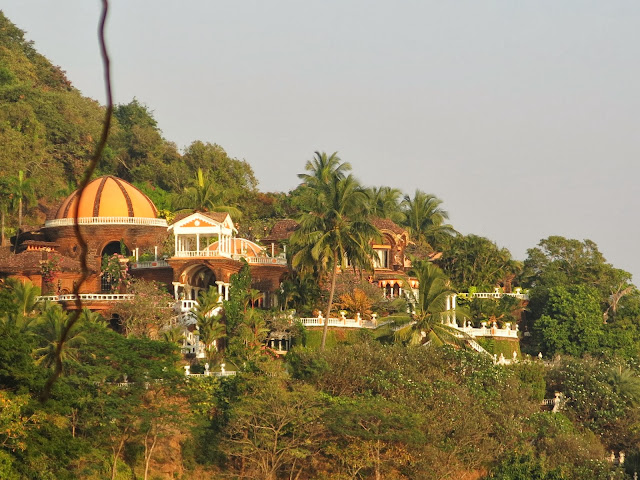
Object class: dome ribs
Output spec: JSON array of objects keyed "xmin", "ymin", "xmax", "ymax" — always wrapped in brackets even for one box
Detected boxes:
[
  {"xmin": 93, "ymin": 176, "xmax": 109, "ymax": 217},
  {"xmin": 62, "ymin": 191, "xmax": 79, "ymax": 218},
  {"xmin": 113, "ymin": 177, "xmax": 135, "ymax": 217}
]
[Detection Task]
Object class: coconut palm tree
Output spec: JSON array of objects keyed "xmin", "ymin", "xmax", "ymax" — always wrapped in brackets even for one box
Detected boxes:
[
  {"xmin": 391, "ymin": 260, "xmax": 468, "ymax": 346},
  {"xmin": 291, "ymin": 170, "xmax": 380, "ymax": 350},
  {"xmin": 3, "ymin": 278, "xmax": 41, "ymax": 331},
  {"xmin": 8, "ymin": 170, "xmax": 36, "ymax": 253},
  {"xmin": 298, "ymin": 151, "xmax": 351, "ymax": 186},
  {"xmin": 608, "ymin": 366, "xmax": 640, "ymax": 407},
  {"xmin": 401, "ymin": 190, "xmax": 456, "ymax": 251},
  {"xmin": 193, "ymin": 286, "xmax": 226, "ymax": 362},
  {"xmin": 366, "ymin": 186, "xmax": 404, "ymax": 224},
  {"xmin": 0, "ymin": 177, "xmax": 12, "ymax": 247},
  {"xmin": 34, "ymin": 303, "xmax": 87, "ymax": 371},
  {"xmin": 172, "ymin": 168, "xmax": 241, "ymax": 218}
]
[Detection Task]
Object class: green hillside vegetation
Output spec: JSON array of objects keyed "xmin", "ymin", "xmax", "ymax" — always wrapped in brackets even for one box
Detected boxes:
[{"xmin": 2, "ymin": 11, "xmax": 640, "ymax": 479}]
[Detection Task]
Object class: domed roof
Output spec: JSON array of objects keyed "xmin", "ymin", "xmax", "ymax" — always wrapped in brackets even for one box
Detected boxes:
[
  {"xmin": 49, "ymin": 176, "xmax": 164, "ymax": 226},
  {"xmin": 207, "ymin": 238, "xmax": 264, "ymax": 257}
]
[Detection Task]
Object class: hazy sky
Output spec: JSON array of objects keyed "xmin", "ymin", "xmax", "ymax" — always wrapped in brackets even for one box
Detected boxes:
[{"xmin": 3, "ymin": 1, "xmax": 640, "ymax": 281}]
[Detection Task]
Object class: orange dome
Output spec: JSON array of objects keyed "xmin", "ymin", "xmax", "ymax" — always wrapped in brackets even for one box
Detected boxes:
[{"xmin": 55, "ymin": 176, "xmax": 158, "ymax": 220}]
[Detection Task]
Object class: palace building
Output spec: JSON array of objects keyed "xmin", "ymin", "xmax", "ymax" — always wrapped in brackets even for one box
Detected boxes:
[{"xmin": 0, "ymin": 176, "xmax": 288, "ymax": 312}]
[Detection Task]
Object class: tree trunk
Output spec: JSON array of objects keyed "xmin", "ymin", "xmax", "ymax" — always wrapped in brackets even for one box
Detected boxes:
[
  {"xmin": 144, "ymin": 429, "xmax": 158, "ymax": 480},
  {"xmin": 13, "ymin": 198, "xmax": 22, "ymax": 254},
  {"xmin": 111, "ymin": 427, "xmax": 129, "ymax": 480},
  {"xmin": 375, "ymin": 439, "xmax": 381, "ymax": 480},
  {"xmin": 321, "ymin": 250, "xmax": 339, "ymax": 350},
  {"xmin": 1, "ymin": 210, "xmax": 5, "ymax": 247}
]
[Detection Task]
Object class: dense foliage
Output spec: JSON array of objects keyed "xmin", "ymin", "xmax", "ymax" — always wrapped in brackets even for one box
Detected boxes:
[{"xmin": 2, "ymin": 10, "xmax": 640, "ymax": 479}]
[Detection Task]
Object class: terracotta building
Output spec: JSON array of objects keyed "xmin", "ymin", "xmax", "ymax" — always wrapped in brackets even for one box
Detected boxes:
[
  {"xmin": 0, "ymin": 176, "xmax": 288, "ymax": 311},
  {"xmin": 263, "ymin": 217, "xmax": 418, "ymax": 299}
]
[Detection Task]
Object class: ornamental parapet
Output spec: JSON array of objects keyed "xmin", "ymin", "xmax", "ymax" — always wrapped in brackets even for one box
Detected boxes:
[
  {"xmin": 44, "ymin": 217, "xmax": 168, "ymax": 228},
  {"xmin": 129, "ymin": 259, "xmax": 170, "ymax": 269},
  {"xmin": 37, "ymin": 293, "xmax": 134, "ymax": 302},
  {"xmin": 172, "ymin": 250, "xmax": 287, "ymax": 265}
]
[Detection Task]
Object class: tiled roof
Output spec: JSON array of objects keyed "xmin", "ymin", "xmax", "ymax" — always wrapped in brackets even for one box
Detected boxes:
[
  {"xmin": 170, "ymin": 211, "xmax": 230, "ymax": 226},
  {"xmin": 0, "ymin": 247, "xmax": 88, "ymax": 275},
  {"xmin": 370, "ymin": 217, "xmax": 407, "ymax": 235},
  {"xmin": 263, "ymin": 219, "xmax": 300, "ymax": 242}
]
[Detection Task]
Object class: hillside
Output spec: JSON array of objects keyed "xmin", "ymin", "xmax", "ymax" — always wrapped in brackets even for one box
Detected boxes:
[
  {"xmin": 0, "ymin": 11, "xmax": 263, "ymax": 231},
  {"xmin": 2, "ymin": 10, "xmax": 640, "ymax": 480}
]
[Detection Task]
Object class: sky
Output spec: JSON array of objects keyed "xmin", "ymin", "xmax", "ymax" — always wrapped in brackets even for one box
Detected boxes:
[{"xmin": 3, "ymin": 1, "xmax": 640, "ymax": 281}]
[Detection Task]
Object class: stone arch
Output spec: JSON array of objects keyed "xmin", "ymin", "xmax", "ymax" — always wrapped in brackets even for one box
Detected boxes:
[
  {"xmin": 178, "ymin": 263, "xmax": 219, "ymax": 301},
  {"xmin": 100, "ymin": 240, "xmax": 129, "ymax": 257}
]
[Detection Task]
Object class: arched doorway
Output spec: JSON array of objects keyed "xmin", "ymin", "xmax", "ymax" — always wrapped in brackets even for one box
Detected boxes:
[
  {"xmin": 100, "ymin": 241, "xmax": 130, "ymax": 292},
  {"xmin": 101, "ymin": 240, "xmax": 129, "ymax": 257},
  {"xmin": 179, "ymin": 264, "xmax": 219, "ymax": 301}
]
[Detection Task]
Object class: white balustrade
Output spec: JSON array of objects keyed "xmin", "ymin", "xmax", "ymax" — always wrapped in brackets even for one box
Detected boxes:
[
  {"xmin": 298, "ymin": 317, "xmax": 378, "ymax": 329},
  {"xmin": 230, "ymin": 254, "xmax": 287, "ymax": 265},
  {"xmin": 456, "ymin": 292, "xmax": 529, "ymax": 300},
  {"xmin": 44, "ymin": 217, "xmax": 167, "ymax": 228},
  {"xmin": 37, "ymin": 294, "xmax": 134, "ymax": 302},
  {"xmin": 173, "ymin": 249, "xmax": 231, "ymax": 258},
  {"xmin": 129, "ymin": 259, "xmax": 169, "ymax": 269},
  {"xmin": 173, "ymin": 250, "xmax": 286, "ymax": 265}
]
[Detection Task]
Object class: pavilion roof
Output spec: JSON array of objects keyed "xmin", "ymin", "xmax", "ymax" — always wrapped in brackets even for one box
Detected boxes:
[{"xmin": 263, "ymin": 219, "xmax": 299, "ymax": 243}]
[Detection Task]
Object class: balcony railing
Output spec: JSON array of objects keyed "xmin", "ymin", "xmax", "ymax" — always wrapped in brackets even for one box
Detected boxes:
[
  {"xmin": 44, "ymin": 217, "xmax": 167, "ymax": 228},
  {"xmin": 173, "ymin": 249, "xmax": 231, "ymax": 258},
  {"xmin": 455, "ymin": 325, "xmax": 519, "ymax": 338},
  {"xmin": 129, "ymin": 259, "xmax": 170, "ymax": 269},
  {"xmin": 457, "ymin": 292, "xmax": 529, "ymax": 300},
  {"xmin": 37, "ymin": 293, "xmax": 134, "ymax": 302},
  {"xmin": 173, "ymin": 250, "xmax": 287, "ymax": 265},
  {"xmin": 298, "ymin": 317, "xmax": 378, "ymax": 329}
]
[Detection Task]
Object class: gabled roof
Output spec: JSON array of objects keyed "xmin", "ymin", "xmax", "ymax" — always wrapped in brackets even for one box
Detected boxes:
[
  {"xmin": 0, "ymin": 247, "xmax": 89, "ymax": 275},
  {"xmin": 168, "ymin": 211, "xmax": 236, "ymax": 233},
  {"xmin": 370, "ymin": 217, "xmax": 407, "ymax": 236},
  {"xmin": 263, "ymin": 219, "xmax": 300, "ymax": 242}
]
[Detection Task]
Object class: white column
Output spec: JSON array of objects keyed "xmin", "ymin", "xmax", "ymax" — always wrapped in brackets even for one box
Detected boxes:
[
  {"xmin": 174, "ymin": 235, "xmax": 178, "ymax": 256},
  {"xmin": 173, "ymin": 282, "xmax": 179, "ymax": 300},
  {"xmin": 452, "ymin": 294, "xmax": 457, "ymax": 326},
  {"xmin": 224, "ymin": 283, "xmax": 230, "ymax": 301},
  {"xmin": 154, "ymin": 246, "xmax": 158, "ymax": 261},
  {"xmin": 196, "ymin": 233, "xmax": 200, "ymax": 255},
  {"xmin": 216, "ymin": 281, "xmax": 223, "ymax": 296}
]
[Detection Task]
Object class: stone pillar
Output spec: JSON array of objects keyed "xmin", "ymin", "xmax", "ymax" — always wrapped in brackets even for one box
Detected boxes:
[
  {"xmin": 154, "ymin": 246, "xmax": 158, "ymax": 261},
  {"xmin": 224, "ymin": 283, "xmax": 230, "ymax": 301},
  {"xmin": 216, "ymin": 281, "xmax": 224, "ymax": 296}
]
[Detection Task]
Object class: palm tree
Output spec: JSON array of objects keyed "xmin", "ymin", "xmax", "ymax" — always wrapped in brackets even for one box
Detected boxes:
[
  {"xmin": 291, "ymin": 169, "xmax": 380, "ymax": 350},
  {"xmin": 401, "ymin": 190, "xmax": 456, "ymax": 251},
  {"xmin": 391, "ymin": 260, "xmax": 468, "ymax": 346},
  {"xmin": 172, "ymin": 168, "xmax": 241, "ymax": 218},
  {"xmin": 3, "ymin": 278, "xmax": 41, "ymax": 331},
  {"xmin": 193, "ymin": 286, "xmax": 226, "ymax": 362},
  {"xmin": 8, "ymin": 170, "xmax": 36, "ymax": 253},
  {"xmin": 34, "ymin": 303, "xmax": 87, "ymax": 371},
  {"xmin": 366, "ymin": 186, "xmax": 404, "ymax": 224},
  {"xmin": 162, "ymin": 326, "xmax": 186, "ymax": 345},
  {"xmin": 0, "ymin": 177, "xmax": 12, "ymax": 247},
  {"xmin": 608, "ymin": 366, "xmax": 640, "ymax": 407},
  {"xmin": 79, "ymin": 308, "xmax": 106, "ymax": 326},
  {"xmin": 298, "ymin": 151, "xmax": 351, "ymax": 186}
]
